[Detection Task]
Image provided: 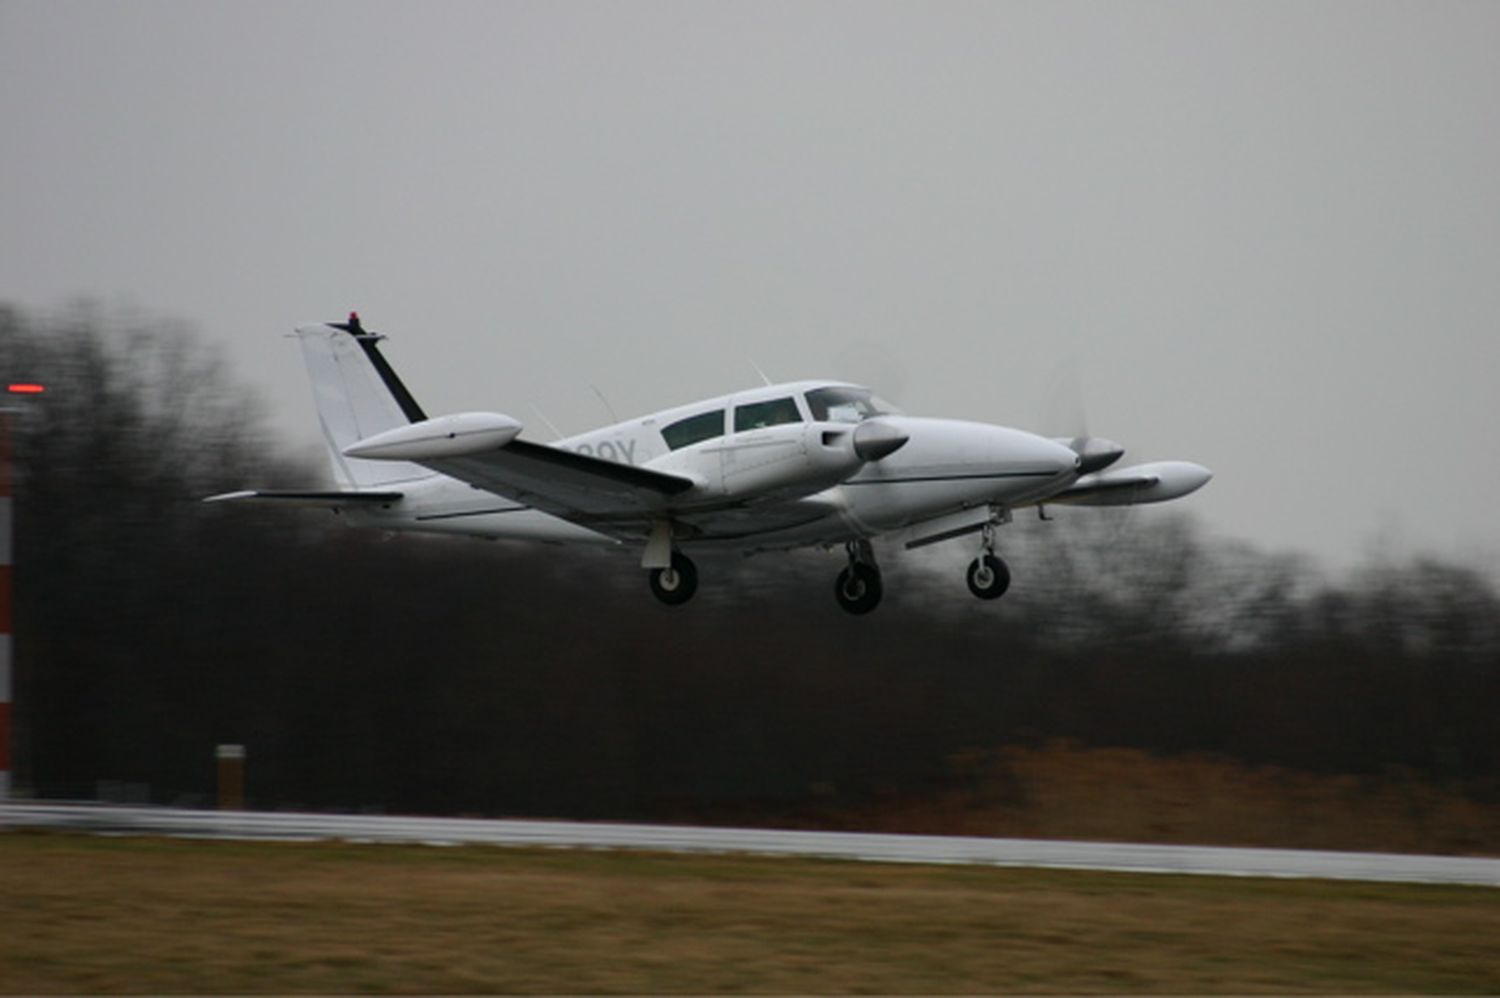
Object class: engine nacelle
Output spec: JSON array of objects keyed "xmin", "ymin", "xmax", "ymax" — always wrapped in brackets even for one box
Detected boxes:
[
  {"xmin": 651, "ymin": 421, "xmax": 894, "ymax": 506},
  {"xmin": 724, "ymin": 422, "xmax": 867, "ymax": 503}
]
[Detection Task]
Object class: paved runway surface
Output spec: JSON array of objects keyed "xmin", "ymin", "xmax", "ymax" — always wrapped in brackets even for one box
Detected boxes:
[{"xmin": 3, "ymin": 802, "xmax": 1496, "ymax": 887}]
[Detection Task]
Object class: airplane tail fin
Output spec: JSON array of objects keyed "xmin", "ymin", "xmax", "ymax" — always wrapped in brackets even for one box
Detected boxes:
[{"xmin": 294, "ymin": 314, "xmax": 438, "ymax": 489}]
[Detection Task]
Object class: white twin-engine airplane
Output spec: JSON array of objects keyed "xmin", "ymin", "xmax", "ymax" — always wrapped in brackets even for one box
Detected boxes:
[{"xmin": 209, "ymin": 314, "xmax": 1211, "ymax": 614}]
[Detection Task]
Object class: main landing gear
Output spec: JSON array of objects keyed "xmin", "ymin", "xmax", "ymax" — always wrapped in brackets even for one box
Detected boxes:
[
  {"xmin": 646, "ymin": 519, "xmax": 1011, "ymax": 614},
  {"xmin": 648, "ymin": 550, "xmax": 698, "ymax": 606},
  {"xmin": 828, "ymin": 525, "xmax": 1009, "ymax": 614},
  {"xmin": 834, "ymin": 539, "xmax": 883, "ymax": 615}
]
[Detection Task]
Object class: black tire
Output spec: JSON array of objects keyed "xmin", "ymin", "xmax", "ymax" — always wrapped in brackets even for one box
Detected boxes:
[
  {"xmin": 834, "ymin": 562, "xmax": 883, "ymax": 615},
  {"xmin": 966, "ymin": 554, "xmax": 1010, "ymax": 600},
  {"xmin": 649, "ymin": 552, "xmax": 698, "ymax": 606}
]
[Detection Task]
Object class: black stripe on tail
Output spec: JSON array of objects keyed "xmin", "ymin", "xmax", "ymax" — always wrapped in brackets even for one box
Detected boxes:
[{"xmin": 331, "ymin": 315, "xmax": 429, "ymax": 424}]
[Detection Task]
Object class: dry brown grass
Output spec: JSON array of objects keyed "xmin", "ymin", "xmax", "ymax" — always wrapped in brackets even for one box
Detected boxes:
[
  {"xmin": 825, "ymin": 742, "xmax": 1500, "ymax": 856},
  {"xmin": 3, "ymin": 831, "xmax": 1498, "ymax": 994}
]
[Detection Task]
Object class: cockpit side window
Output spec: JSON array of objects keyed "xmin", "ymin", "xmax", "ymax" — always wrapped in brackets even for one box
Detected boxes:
[
  {"xmin": 805, "ymin": 386, "xmax": 892, "ymax": 423},
  {"xmin": 733, "ymin": 397, "xmax": 803, "ymax": 432},
  {"xmin": 661, "ymin": 409, "xmax": 725, "ymax": 451}
]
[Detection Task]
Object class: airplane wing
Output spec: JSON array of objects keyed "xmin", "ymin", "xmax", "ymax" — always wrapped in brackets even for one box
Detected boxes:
[
  {"xmin": 332, "ymin": 406, "xmax": 698, "ymax": 535},
  {"xmin": 203, "ymin": 490, "xmax": 404, "ymax": 509},
  {"xmin": 420, "ymin": 440, "xmax": 696, "ymax": 534}
]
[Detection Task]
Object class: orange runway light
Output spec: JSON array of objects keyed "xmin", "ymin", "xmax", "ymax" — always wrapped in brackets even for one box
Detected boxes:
[{"xmin": 6, "ymin": 384, "xmax": 44, "ymax": 394}]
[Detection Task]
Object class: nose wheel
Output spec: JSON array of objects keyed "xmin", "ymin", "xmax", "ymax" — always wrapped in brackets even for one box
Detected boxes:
[
  {"xmin": 649, "ymin": 551, "xmax": 698, "ymax": 605},
  {"xmin": 966, "ymin": 519, "xmax": 1011, "ymax": 600},
  {"xmin": 966, "ymin": 553, "xmax": 1010, "ymax": 600},
  {"xmin": 834, "ymin": 540, "xmax": 883, "ymax": 615}
]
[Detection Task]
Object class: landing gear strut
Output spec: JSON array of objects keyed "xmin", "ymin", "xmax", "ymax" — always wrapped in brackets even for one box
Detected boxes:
[
  {"xmin": 966, "ymin": 521, "xmax": 1010, "ymax": 600},
  {"xmin": 834, "ymin": 539, "xmax": 883, "ymax": 615},
  {"xmin": 649, "ymin": 551, "xmax": 698, "ymax": 606}
]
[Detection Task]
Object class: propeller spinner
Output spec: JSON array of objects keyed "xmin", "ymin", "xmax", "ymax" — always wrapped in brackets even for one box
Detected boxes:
[{"xmin": 853, "ymin": 420, "xmax": 909, "ymax": 461}]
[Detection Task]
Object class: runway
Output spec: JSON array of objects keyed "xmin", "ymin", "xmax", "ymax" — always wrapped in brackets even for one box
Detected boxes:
[{"xmin": 3, "ymin": 801, "xmax": 1496, "ymax": 887}]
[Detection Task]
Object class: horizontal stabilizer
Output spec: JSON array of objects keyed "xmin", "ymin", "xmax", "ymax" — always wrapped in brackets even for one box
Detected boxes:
[{"xmin": 202, "ymin": 490, "xmax": 402, "ymax": 508}]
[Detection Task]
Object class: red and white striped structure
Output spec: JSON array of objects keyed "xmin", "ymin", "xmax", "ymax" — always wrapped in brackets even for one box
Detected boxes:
[
  {"xmin": 1, "ymin": 406, "xmax": 13, "ymax": 800},
  {"xmin": 0, "ymin": 383, "xmax": 41, "ymax": 800}
]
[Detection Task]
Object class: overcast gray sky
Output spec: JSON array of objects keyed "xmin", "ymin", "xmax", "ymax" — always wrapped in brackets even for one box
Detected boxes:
[{"xmin": 4, "ymin": 0, "xmax": 1498, "ymax": 574}]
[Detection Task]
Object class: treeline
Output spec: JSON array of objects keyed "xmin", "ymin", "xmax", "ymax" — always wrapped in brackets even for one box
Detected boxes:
[{"xmin": 4, "ymin": 304, "xmax": 1498, "ymax": 824}]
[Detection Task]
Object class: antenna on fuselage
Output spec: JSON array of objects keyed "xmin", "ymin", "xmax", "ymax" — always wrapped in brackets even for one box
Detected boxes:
[
  {"xmin": 589, "ymin": 384, "xmax": 619, "ymax": 425},
  {"xmin": 527, "ymin": 403, "xmax": 566, "ymax": 441},
  {"xmin": 749, "ymin": 360, "xmax": 774, "ymax": 387}
]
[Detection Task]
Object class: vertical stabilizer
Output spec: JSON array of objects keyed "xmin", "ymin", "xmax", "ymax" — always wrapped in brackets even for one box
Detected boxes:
[{"xmin": 294, "ymin": 317, "xmax": 437, "ymax": 489}]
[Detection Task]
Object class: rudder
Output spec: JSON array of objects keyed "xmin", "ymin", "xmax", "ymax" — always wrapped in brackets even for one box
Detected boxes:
[{"xmin": 295, "ymin": 315, "xmax": 437, "ymax": 489}]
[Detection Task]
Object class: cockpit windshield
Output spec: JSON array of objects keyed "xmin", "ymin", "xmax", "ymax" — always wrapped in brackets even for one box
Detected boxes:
[{"xmin": 804, "ymin": 386, "xmax": 899, "ymax": 424}]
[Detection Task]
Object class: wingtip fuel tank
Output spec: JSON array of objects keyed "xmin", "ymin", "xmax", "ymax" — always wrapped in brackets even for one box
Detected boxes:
[{"xmin": 343, "ymin": 412, "xmax": 523, "ymax": 461}]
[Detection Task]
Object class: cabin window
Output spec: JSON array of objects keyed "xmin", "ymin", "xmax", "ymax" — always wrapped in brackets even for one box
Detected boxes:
[
  {"xmin": 733, "ymin": 397, "xmax": 803, "ymax": 432},
  {"xmin": 805, "ymin": 386, "xmax": 894, "ymax": 423},
  {"xmin": 661, "ymin": 409, "xmax": 725, "ymax": 451}
]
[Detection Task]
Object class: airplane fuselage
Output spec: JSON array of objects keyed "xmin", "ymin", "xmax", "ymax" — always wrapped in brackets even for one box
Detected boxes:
[{"xmin": 343, "ymin": 380, "xmax": 1081, "ymax": 553}]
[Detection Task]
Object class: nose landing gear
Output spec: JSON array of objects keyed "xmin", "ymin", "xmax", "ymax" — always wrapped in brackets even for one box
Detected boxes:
[
  {"xmin": 967, "ymin": 553, "xmax": 1010, "ymax": 599},
  {"xmin": 966, "ymin": 520, "xmax": 1011, "ymax": 601}
]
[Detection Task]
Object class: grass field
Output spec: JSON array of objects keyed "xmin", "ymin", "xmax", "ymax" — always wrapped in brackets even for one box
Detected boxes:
[
  {"xmin": 2, "ymin": 831, "xmax": 1498, "ymax": 994},
  {"xmin": 751, "ymin": 743, "xmax": 1500, "ymax": 857}
]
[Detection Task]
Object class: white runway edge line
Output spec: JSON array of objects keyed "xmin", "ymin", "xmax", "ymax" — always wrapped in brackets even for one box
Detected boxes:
[{"xmin": 2, "ymin": 803, "xmax": 1497, "ymax": 888}]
